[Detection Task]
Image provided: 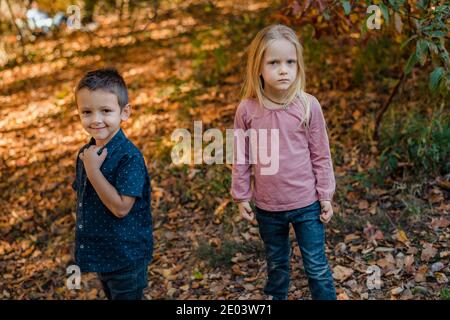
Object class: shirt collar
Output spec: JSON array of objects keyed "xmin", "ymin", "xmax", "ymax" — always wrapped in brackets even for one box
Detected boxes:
[{"xmin": 88, "ymin": 128, "xmax": 127, "ymax": 155}]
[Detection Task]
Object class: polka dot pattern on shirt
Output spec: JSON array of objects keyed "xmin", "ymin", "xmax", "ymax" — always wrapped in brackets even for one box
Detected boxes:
[{"xmin": 72, "ymin": 129, "xmax": 153, "ymax": 273}]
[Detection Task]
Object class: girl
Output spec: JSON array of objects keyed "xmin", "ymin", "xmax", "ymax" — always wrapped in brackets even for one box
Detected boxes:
[{"xmin": 231, "ymin": 24, "xmax": 336, "ymax": 300}]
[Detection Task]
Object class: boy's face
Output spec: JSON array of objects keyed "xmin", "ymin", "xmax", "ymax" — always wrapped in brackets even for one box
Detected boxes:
[{"xmin": 76, "ymin": 88, "xmax": 130, "ymax": 146}]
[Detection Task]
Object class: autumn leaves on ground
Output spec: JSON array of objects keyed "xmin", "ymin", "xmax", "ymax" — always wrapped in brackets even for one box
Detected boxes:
[{"xmin": 0, "ymin": 0, "xmax": 449, "ymax": 300}]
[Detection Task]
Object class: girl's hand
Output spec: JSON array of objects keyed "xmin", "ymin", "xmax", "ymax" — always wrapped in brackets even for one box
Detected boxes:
[
  {"xmin": 238, "ymin": 201, "xmax": 254, "ymax": 222},
  {"xmin": 319, "ymin": 200, "xmax": 333, "ymax": 224},
  {"xmin": 79, "ymin": 145, "xmax": 108, "ymax": 173}
]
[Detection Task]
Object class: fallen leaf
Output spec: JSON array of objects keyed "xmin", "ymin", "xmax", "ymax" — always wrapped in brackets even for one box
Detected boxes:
[
  {"xmin": 436, "ymin": 176, "xmax": 450, "ymax": 190},
  {"xmin": 85, "ymin": 289, "xmax": 97, "ymax": 299},
  {"xmin": 428, "ymin": 188, "xmax": 444, "ymax": 203},
  {"xmin": 377, "ymin": 253, "xmax": 396, "ymax": 271},
  {"xmin": 242, "ymin": 284, "xmax": 255, "ymax": 291},
  {"xmin": 363, "ymin": 222, "xmax": 384, "ymax": 242},
  {"xmin": 213, "ymin": 199, "xmax": 231, "ymax": 224},
  {"xmin": 400, "ymin": 288, "xmax": 413, "ymax": 300},
  {"xmin": 420, "ymin": 243, "xmax": 437, "ymax": 261},
  {"xmin": 390, "ymin": 287, "xmax": 404, "ymax": 295},
  {"xmin": 344, "ymin": 233, "xmax": 360, "ymax": 243},
  {"xmin": 415, "ymin": 265, "xmax": 428, "ymax": 282},
  {"xmin": 407, "ymin": 247, "xmax": 418, "ymax": 255},
  {"xmin": 167, "ymin": 288, "xmax": 177, "ymax": 297},
  {"xmin": 337, "ymin": 291, "xmax": 350, "ymax": 300},
  {"xmin": 232, "ymin": 264, "xmax": 246, "ymax": 276},
  {"xmin": 358, "ymin": 200, "xmax": 369, "ymax": 210},
  {"xmin": 431, "ymin": 262, "xmax": 445, "ymax": 273},
  {"xmin": 404, "ymin": 255, "xmax": 415, "ymax": 273},
  {"xmin": 333, "ymin": 265, "xmax": 354, "ymax": 282},
  {"xmin": 392, "ymin": 229, "xmax": 410, "ymax": 246},
  {"xmin": 180, "ymin": 284, "xmax": 190, "ymax": 291},
  {"xmin": 191, "ymin": 282, "xmax": 200, "ymax": 289},
  {"xmin": 429, "ymin": 217, "xmax": 450, "ymax": 230},
  {"xmin": 370, "ymin": 189, "xmax": 389, "ymax": 196},
  {"xmin": 434, "ymin": 272, "xmax": 448, "ymax": 284}
]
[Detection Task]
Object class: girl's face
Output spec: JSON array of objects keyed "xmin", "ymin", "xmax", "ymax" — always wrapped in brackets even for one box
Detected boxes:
[{"xmin": 260, "ymin": 38, "xmax": 298, "ymax": 98}]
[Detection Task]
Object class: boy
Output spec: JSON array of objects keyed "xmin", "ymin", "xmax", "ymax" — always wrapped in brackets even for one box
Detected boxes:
[{"xmin": 72, "ymin": 68, "xmax": 153, "ymax": 300}]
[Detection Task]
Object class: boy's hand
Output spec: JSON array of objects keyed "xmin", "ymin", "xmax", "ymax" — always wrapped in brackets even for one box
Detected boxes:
[
  {"xmin": 238, "ymin": 201, "xmax": 254, "ymax": 222},
  {"xmin": 319, "ymin": 200, "xmax": 333, "ymax": 224},
  {"xmin": 79, "ymin": 146, "xmax": 108, "ymax": 173}
]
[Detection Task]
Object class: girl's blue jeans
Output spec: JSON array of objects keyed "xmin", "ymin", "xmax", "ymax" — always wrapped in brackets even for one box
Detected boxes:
[{"xmin": 255, "ymin": 200, "xmax": 336, "ymax": 300}]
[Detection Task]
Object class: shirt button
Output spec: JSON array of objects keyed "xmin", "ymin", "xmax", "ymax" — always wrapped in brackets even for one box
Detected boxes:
[
  {"xmin": 80, "ymin": 245, "xmax": 84, "ymax": 249},
  {"xmin": 79, "ymin": 203, "xmax": 82, "ymax": 208},
  {"xmin": 79, "ymin": 224, "xmax": 83, "ymax": 229}
]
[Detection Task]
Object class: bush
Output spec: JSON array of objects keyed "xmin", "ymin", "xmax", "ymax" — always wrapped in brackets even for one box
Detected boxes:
[
  {"xmin": 379, "ymin": 105, "xmax": 449, "ymax": 178},
  {"xmin": 196, "ymin": 239, "xmax": 239, "ymax": 268}
]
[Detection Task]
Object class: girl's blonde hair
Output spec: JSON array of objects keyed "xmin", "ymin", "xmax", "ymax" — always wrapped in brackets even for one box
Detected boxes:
[{"xmin": 242, "ymin": 24, "xmax": 311, "ymax": 128}]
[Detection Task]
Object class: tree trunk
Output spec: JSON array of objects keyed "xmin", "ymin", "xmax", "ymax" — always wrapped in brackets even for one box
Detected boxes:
[
  {"xmin": 83, "ymin": 0, "xmax": 98, "ymax": 24},
  {"xmin": 5, "ymin": 0, "xmax": 27, "ymax": 60},
  {"xmin": 373, "ymin": 71, "xmax": 406, "ymax": 141}
]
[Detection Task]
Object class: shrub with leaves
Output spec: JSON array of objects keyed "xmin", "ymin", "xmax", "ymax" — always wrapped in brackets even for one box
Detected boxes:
[{"xmin": 281, "ymin": 0, "xmax": 449, "ymax": 95}]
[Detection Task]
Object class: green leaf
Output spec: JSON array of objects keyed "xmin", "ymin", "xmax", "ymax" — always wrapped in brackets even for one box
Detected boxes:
[
  {"xmin": 400, "ymin": 35, "xmax": 417, "ymax": 50},
  {"xmin": 438, "ymin": 84, "xmax": 448, "ymax": 98},
  {"xmin": 429, "ymin": 30, "xmax": 446, "ymax": 38},
  {"xmin": 193, "ymin": 269, "xmax": 203, "ymax": 280},
  {"xmin": 417, "ymin": 0, "xmax": 429, "ymax": 10},
  {"xmin": 388, "ymin": 0, "xmax": 399, "ymax": 11},
  {"xmin": 404, "ymin": 52, "xmax": 418, "ymax": 75},
  {"xmin": 342, "ymin": 1, "xmax": 351, "ymax": 15},
  {"xmin": 416, "ymin": 39, "xmax": 429, "ymax": 66},
  {"xmin": 429, "ymin": 67, "xmax": 443, "ymax": 92},
  {"xmin": 379, "ymin": 3, "xmax": 389, "ymax": 24},
  {"xmin": 439, "ymin": 50, "xmax": 450, "ymax": 68},
  {"xmin": 427, "ymin": 41, "xmax": 439, "ymax": 55},
  {"xmin": 360, "ymin": 15, "xmax": 369, "ymax": 35}
]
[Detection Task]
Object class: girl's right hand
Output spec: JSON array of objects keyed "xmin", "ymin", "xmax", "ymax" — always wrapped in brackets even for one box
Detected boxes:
[{"xmin": 238, "ymin": 201, "xmax": 254, "ymax": 221}]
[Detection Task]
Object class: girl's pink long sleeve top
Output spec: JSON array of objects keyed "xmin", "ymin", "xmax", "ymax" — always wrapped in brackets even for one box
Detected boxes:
[{"xmin": 231, "ymin": 94, "xmax": 336, "ymax": 211}]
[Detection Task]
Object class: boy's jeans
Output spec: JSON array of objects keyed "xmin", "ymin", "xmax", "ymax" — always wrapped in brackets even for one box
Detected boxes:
[
  {"xmin": 255, "ymin": 200, "xmax": 336, "ymax": 300},
  {"xmin": 98, "ymin": 259, "xmax": 148, "ymax": 300}
]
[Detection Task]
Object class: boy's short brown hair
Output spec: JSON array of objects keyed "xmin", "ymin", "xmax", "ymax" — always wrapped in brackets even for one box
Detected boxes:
[{"xmin": 76, "ymin": 68, "xmax": 129, "ymax": 109}]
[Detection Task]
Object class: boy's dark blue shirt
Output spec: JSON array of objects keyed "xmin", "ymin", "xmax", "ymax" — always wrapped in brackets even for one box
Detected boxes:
[{"xmin": 72, "ymin": 129, "xmax": 153, "ymax": 273}]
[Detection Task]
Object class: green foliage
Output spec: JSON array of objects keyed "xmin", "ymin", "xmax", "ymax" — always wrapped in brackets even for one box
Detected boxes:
[
  {"xmin": 402, "ymin": 3, "xmax": 449, "ymax": 96},
  {"xmin": 196, "ymin": 239, "xmax": 240, "ymax": 268},
  {"xmin": 440, "ymin": 287, "xmax": 450, "ymax": 300},
  {"xmin": 191, "ymin": 42, "xmax": 230, "ymax": 86},
  {"xmin": 196, "ymin": 238, "xmax": 263, "ymax": 269},
  {"xmin": 284, "ymin": 1, "xmax": 450, "ymax": 97},
  {"xmin": 379, "ymin": 104, "xmax": 450, "ymax": 177},
  {"xmin": 351, "ymin": 36, "xmax": 399, "ymax": 86},
  {"xmin": 341, "ymin": 0, "xmax": 351, "ymax": 16}
]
